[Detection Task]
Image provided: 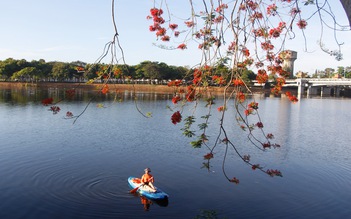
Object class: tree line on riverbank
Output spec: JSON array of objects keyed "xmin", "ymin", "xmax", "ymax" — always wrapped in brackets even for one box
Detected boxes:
[
  {"xmin": 0, "ymin": 58, "xmax": 256, "ymax": 84},
  {"xmin": 1, "ymin": 58, "xmax": 350, "ymax": 84}
]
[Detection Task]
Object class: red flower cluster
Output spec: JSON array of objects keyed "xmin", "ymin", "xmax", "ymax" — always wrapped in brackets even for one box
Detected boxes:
[
  {"xmin": 262, "ymin": 142, "xmax": 271, "ymax": 149},
  {"xmin": 66, "ymin": 111, "xmax": 73, "ymax": 117},
  {"xmin": 184, "ymin": 21, "xmax": 194, "ymax": 28},
  {"xmin": 297, "ymin": 19, "xmax": 307, "ymax": 29},
  {"xmin": 215, "ymin": 3, "xmax": 228, "ymax": 13},
  {"xmin": 285, "ymin": 91, "xmax": 299, "ymax": 103},
  {"xmin": 76, "ymin": 66, "xmax": 85, "ymax": 72},
  {"xmin": 242, "ymin": 48, "xmax": 250, "ymax": 57},
  {"xmin": 217, "ymin": 106, "xmax": 226, "ymax": 112},
  {"xmin": 232, "ymin": 79, "xmax": 245, "ymax": 86},
  {"xmin": 192, "ymin": 68, "xmax": 203, "ymax": 85},
  {"xmin": 244, "ymin": 102, "xmax": 263, "ymax": 117},
  {"xmin": 171, "ymin": 111, "xmax": 182, "ymax": 125},
  {"xmin": 256, "ymin": 69, "xmax": 268, "ymax": 84},
  {"xmin": 172, "ymin": 95, "xmax": 181, "ymax": 104},
  {"xmin": 250, "ymin": 12, "xmax": 263, "ymax": 22},
  {"xmin": 236, "ymin": 92, "xmax": 246, "ymax": 103},
  {"xmin": 49, "ymin": 106, "xmax": 60, "ymax": 114},
  {"xmin": 148, "ymin": 7, "xmax": 176, "ymax": 42},
  {"xmin": 256, "ymin": 122, "xmax": 264, "ymax": 128},
  {"xmin": 267, "ymin": 4, "xmax": 278, "ymax": 16},
  {"xmin": 261, "ymin": 41, "xmax": 274, "ymax": 51},
  {"xmin": 177, "ymin": 43, "xmax": 187, "ymax": 50},
  {"xmin": 252, "ymin": 164, "xmax": 260, "ymax": 170},
  {"xmin": 186, "ymin": 85, "xmax": 196, "ymax": 102},
  {"xmin": 252, "ymin": 28, "xmax": 266, "ymax": 37},
  {"xmin": 101, "ymin": 85, "xmax": 109, "ymax": 94},
  {"xmin": 212, "ymin": 75, "xmax": 225, "ymax": 85},
  {"xmin": 248, "ymin": 101, "xmax": 258, "ymax": 110},
  {"xmin": 266, "ymin": 169, "xmax": 283, "ymax": 177},
  {"xmin": 203, "ymin": 152, "xmax": 214, "ymax": 160},
  {"xmin": 267, "ymin": 133, "xmax": 274, "ymax": 139},
  {"xmin": 268, "ymin": 22, "xmax": 286, "ymax": 38},
  {"xmin": 167, "ymin": 79, "xmax": 182, "ymax": 87}
]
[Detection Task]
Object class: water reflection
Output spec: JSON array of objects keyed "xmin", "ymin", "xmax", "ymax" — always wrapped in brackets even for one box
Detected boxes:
[
  {"xmin": 0, "ymin": 86, "xmax": 176, "ymax": 105},
  {"xmin": 1, "ymin": 86, "xmax": 351, "ymax": 219},
  {"xmin": 136, "ymin": 195, "xmax": 168, "ymax": 211}
]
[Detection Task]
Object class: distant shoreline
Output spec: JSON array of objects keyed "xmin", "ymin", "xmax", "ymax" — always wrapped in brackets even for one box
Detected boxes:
[{"xmin": 0, "ymin": 81, "xmax": 290, "ymax": 95}]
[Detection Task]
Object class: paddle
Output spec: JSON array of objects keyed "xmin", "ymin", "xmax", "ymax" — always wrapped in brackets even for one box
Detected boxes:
[
  {"xmin": 130, "ymin": 185, "xmax": 142, "ymax": 194},
  {"xmin": 130, "ymin": 177, "xmax": 153, "ymax": 194}
]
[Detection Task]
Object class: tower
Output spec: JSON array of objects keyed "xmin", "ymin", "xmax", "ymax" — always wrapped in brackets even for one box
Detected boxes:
[{"xmin": 281, "ymin": 50, "xmax": 297, "ymax": 78}]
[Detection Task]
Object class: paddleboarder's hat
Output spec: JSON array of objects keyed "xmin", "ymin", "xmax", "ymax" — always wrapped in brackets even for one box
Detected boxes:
[{"xmin": 144, "ymin": 168, "xmax": 151, "ymax": 172}]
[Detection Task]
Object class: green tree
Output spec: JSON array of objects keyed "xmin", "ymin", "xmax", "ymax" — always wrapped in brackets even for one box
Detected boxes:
[
  {"xmin": 51, "ymin": 62, "xmax": 75, "ymax": 81},
  {"xmin": 0, "ymin": 58, "xmax": 22, "ymax": 80},
  {"xmin": 11, "ymin": 67, "xmax": 37, "ymax": 81}
]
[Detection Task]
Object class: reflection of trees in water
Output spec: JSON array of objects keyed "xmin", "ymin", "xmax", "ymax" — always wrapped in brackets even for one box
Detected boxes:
[{"xmin": 0, "ymin": 87, "xmax": 175, "ymax": 104}]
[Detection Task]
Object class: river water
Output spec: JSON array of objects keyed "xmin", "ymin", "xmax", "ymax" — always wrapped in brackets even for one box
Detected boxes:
[{"xmin": 0, "ymin": 86, "xmax": 350, "ymax": 219}]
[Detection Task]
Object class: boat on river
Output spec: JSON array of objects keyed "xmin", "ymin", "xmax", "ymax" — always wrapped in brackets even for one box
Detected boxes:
[{"xmin": 128, "ymin": 176, "xmax": 168, "ymax": 200}]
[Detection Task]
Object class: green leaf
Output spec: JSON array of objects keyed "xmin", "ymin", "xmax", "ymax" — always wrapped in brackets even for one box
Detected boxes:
[
  {"xmin": 190, "ymin": 139, "xmax": 202, "ymax": 148},
  {"xmin": 198, "ymin": 123, "xmax": 208, "ymax": 130}
]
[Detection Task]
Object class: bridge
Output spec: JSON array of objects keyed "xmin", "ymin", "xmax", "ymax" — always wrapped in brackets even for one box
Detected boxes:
[{"xmin": 284, "ymin": 78, "xmax": 351, "ymax": 97}]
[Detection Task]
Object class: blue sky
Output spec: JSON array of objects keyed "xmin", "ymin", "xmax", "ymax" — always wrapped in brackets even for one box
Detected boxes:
[{"xmin": 1, "ymin": 0, "xmax": 351, "ymax": 75}]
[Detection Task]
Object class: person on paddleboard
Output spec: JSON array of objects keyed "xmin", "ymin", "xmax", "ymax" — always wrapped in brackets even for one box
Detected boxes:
[{"xmin": 141, "ymin": 168, "xmax": 155, "ymax": 192}]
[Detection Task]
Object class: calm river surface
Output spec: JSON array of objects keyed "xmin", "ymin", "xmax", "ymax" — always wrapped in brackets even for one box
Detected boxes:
[{"xmin": 0, "ymin": 86, "xmax": 350, "ymax": 219}]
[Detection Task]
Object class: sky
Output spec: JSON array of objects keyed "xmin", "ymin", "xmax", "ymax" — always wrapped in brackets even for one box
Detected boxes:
[{"xmin": 1, "ymin": 0, "xmax": 351, "ymax": 75}]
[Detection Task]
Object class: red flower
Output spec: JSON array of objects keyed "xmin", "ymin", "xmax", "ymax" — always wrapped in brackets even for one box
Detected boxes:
[
  {"xmin": 204, "ymin": 153, "xmax": 214, "ymax": 160},
  {"xmin": 232, "ymin": 79, "xmax": 244, "ymax": 86},
  {"xmin": 149, "ymin": 25, "xmax": 157, "ymax": 32},
  {"xmin": 66, "ymin": 111, "xmax": 73, "ymax": 117},
  {"xmin": 252, "ymin": 164, "xmax": 260, "ymax": 170},
  {"xmin": 229, "ymin": 177, "xmax": 240, "ymax": 184},
  {"xmin": 184, "ymin": 21, "xmax": 194, "ymax": 27},
  {"xmin": 153, "ymin": 16, "xmax": 165, "ymax": 24},
  {"xmin": 169, "ymin": 23, "xmax": 178, "ymax": 30},
  {"xmin": 171, "ymin": 111, "xmax": 182, "ymax": 125},
  {"xmin": 41, "ymin": 98, "xmax": 53, "ymax": 106},
  {"xmin": 217, "ymin": 106, "xmax": 226, "ymax": 112},
  {"xmin": 266, "ymin": 169, "xmax": 283, "ymax": 177},
  {"xmin": 161, "ymin": 35, "xmax": 170, "ymax": 41},
  {"xmin": 101, "ymin": 85, "xmax": 109, "ymax": 94},
  {"xmin": 267, "ymin": 133, "xmax": 274, "ymax": 139},
  {"xmin": 167, "ymin": 79, "xmax": 182, "ymax": 87},
  {"xmin": 177, "ymin": 43, "xmax": 187, "ymax": 50},
  {"xmin": 215, "ymin": 4, "xmax": 228, "ymax": 13},
  {"xmin": 49, "ymin": 106, "xmax": 60, "ymax": 114},
  {"xmin": 256, "ymin": 122, "xmax": 264, "ymax": 128},
  {"xmin": 248, "ymin": 101, "xmax": 258, "ymax": 109},
  {"xmin": 237, "ymin": 92, "xmax": 246, "ymax": 103},
  {"xmin": 256, "ymin": 69, "xmax": 268, "ymax": 84},
  {"xmin": 297, "ymin": 19, "xmax": 307, "ymax": 29},
  {"xmin": 156, "ymin": 28, "xmax": 166, "ymax": 36},
  {"xmin": 262, "ymin": 142, "xmax": 271, "ymax": 149},
  {"xmin": 172, "ymin": 95, "xmax": 181, "ymax": 104},
  {"xmin": 186, "ymin": 86, "xmax": 196, "ymax": 102},
  {"xmin": 150, "ymin": 8, "xmax": 163, "ymax": 17},
  {"xmin": 269, "ymin": 28, "xmax": 281, "ymax": 38},
  {"xmin": 261, "ymin": 41, "xmax": 274, "ymax": 51},
  {"xmin": 267, "ymin": 4, "xmax": 278, "ymax": 16},
  {"xmin": 244, "ymin": 108, "xmax": 253, "ymax": 116},
  {"xmin": 242, "ymin": 48, "xmax": 250, "ymax": 57}
]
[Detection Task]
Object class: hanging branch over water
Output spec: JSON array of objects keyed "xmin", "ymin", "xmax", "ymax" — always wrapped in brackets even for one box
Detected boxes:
[{"xmin": 41, "ymin": 0, "xmax": 351, "ymax": 184}]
